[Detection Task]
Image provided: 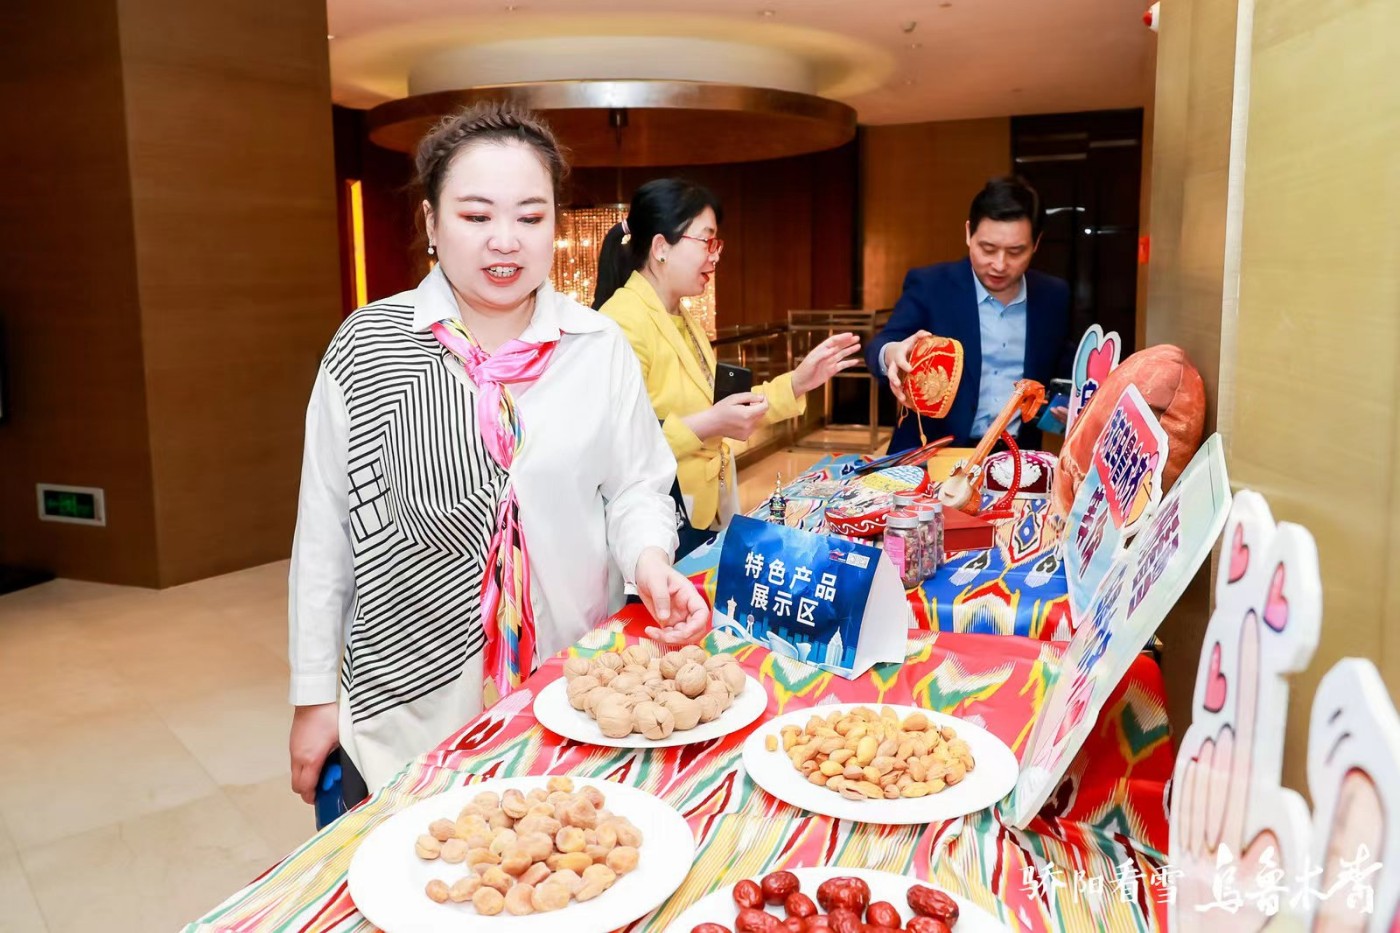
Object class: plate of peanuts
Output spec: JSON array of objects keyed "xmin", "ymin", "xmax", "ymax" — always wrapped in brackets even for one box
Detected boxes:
[
  {"xmin": 666, "ymin": 867, "xmax": 1007, "ymax": 933},
  {"xmin": 741, "ymin": 704, "xmax": 1017, "ymax": 824},
  {"xmin": 348, "ymin": 775, "xmax": 695, "ymax": 933}
]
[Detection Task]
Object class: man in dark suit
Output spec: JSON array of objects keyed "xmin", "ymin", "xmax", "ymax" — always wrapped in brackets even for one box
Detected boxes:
[{"xmin": 867, "ymin": 176, "xmax": 1074, "ymax": 454}]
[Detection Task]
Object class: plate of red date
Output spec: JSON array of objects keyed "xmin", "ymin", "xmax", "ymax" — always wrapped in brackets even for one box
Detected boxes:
[{"xmin": 666, "ymin": 867, "xmax": 1008, "ymax": 933}]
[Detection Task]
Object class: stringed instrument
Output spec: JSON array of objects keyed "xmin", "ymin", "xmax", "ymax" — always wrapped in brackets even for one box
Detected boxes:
[{"xmin": 937, "ymin": 379, "xmax": 1047, "ymax": 514}]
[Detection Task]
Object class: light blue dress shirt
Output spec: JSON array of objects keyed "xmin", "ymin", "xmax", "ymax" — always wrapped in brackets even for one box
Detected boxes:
[{"xmin": 969, "ymin": 269, "xmax": 1028, "ymax": 438}]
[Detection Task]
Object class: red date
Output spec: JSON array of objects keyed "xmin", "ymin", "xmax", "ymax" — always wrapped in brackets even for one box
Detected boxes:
[
  {"xmin": 734, "ymin": 880, "xmax": 765, "ymax": 910},
  {"xmin": 737, "ymin": 908, "xmax": 782, "ymax": 933},
  {"xmin": 905, "ymin": 919, "xmax": 951, "ymax": 933},
  {"xmin": 785, "ymin": 893, "xmax": 818, "ymax": 918},
  {"xmin": 817, "ymin": 878, "xmax": 871, "ymax": 914},
  {"xmin": 865, "ymin": 902, "xmax": 901, "ymax": 928},
  {"xmin": 861, "ymin": 926, "xmax": 899, "ymax": 933},
  {"xmin": 906, "ymin": 886, "xmax": 959, "ymax": 924},
  {"xmin": 806, "ymin": 916, "xmax": 832, "ymax": 930},
  {"xmin": 693, "ymin": 925, "xmax": 733, "ymax": 933},
  {"xmin": 827, "ymin": 907, "xmax": 863, "ymax": 933},
  {"xmin": 762, "ymin": 871, "xmax": 801, "ymax": 905},
  {"xmin": 784, "ymin": 918, "xmax": 807, "ymax": 933}
]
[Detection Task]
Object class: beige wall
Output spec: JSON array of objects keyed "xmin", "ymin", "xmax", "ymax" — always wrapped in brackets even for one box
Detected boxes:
[
  {"xmin": 0, "ymin": 0, "xmax": 342, "ymax": 587},
  {"xmin": 1229, "ymin": 0, "xmax": 1400, "ymax": 790},
  {"xmin": 1141, "ymin": 0, "xmax": 1242, "ymax": 744},
  {"xmin": 860, "ymin": 119, "xmax": 1011, "ymax": 309}
]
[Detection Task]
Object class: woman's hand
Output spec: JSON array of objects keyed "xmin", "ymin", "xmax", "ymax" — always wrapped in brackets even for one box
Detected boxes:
[
  {"xmin": 684, "ymin": 392, "xmax": 770, "ymax": 442},
  {"xmin": 791, "ymin": 332, "xmax": 863, "ymax": 396},
  {"xmin": 634, "ymin": 547, "xmax": 710, "ymax": 645},
  {"xmin": 289, "ymin": 702, "xmax": 339, "ymax": 804}
]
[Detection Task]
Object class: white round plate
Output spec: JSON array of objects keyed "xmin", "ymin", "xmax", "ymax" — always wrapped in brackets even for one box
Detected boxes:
[
  {"xmin": 535, "ymin": 674, "xmax": 768, "ymax": 749},
  {"xmin": 348, "ymin": 776, "xmax": 696, "ymax": 933},
  {"xmin": 666, "ymin": 866, "xmax": 1008, "ymax": 933},
  {"xmin": 741, "ymin": 704, "xmax": 1018, "ymax": 825}
]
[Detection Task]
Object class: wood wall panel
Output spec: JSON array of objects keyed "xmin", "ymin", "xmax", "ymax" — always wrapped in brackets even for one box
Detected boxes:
[
  {"xmin": 1141, "ymin": 0, "xmax": 1240, "ymax": 748},
  {"xmin": 1228, "ymin": 0, "xmax": 1400, "ymax": 792},
  {"xmin": 117, "ymin": 0, "xmax": 344, "ymax": 585},
  {"xmin": 0, "ymin": 0, "xmax": 160, "ymax": 586},
  {"xmin": 860, "ymin": 119, "xmax": 1011, "ymax": 310}
]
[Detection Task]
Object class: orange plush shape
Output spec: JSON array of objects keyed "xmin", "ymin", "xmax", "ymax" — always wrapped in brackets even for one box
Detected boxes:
[
  {"xmin": 1050, "ymin": 344, "xmax": 1206, "ymax": 522},
  {"xmin": 905, "ymin": 335, "xmax": 964, "ymax": 418}
]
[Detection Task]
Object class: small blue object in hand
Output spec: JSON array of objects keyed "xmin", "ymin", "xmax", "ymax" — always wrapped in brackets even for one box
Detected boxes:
[{"xmin": 314, "ymin": 755, "xmax": 347, "ymax": 830}]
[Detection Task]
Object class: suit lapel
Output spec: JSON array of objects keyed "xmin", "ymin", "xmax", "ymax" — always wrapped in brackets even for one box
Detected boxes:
[{"xmin": 625, "ymin": 275, "xmax": 713, "ymax": 397}]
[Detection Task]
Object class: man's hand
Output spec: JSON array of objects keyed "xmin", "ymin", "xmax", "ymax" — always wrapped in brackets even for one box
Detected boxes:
[
  {"xmin": 289, "ymin": 702, "xmax": 339, "ymax": 804},
  {"xmin": 635, "ymin": 547, "xmax": 710, "ymax": 645},
  {"xmin": 881, "ymin": 330, "xmax": 931, "ymax": 406}
]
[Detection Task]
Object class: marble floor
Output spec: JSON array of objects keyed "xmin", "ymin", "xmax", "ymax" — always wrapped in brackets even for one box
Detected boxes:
[{"xmin": 0, "ymin": 438, "xmax": 855, "ymax": 932}]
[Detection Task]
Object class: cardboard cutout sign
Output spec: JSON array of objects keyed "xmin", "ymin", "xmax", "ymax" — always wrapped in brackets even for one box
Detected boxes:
[
  {"xmin": 1006, "ymin": 434, "xmax": 1229, "ymax": 826},
  {"xmin": 1306, "ymin": 659, "xmax": 1400, "ymax": 931},
  {"xmin": 1168, "ymin": 490, "xmax": 1322, "ymax": 930},
  {"xmin": 1067, "ymin": 324, "xmax": 1121, "ymax": 433},
  {"xmin": 1062, "ymin": 384, "xmax": 1168, "ymax": 625}
]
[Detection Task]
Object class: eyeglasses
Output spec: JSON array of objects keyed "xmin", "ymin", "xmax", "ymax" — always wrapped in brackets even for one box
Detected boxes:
[{"xmin": 679, "ymin": 234, "xmax": 724, "ymax": 258}]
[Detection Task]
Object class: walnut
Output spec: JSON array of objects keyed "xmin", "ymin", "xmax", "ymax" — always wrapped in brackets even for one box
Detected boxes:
[
  {"xmin": 425, "ymin": 878, "xmax": 450, "ymax": 903},
  {"xmin": 592, "ymin": 666, "xmax": 617, "ymax": 686},
  {"xmin": 609, "ymin": 671, "xmax": 644, "ymax": 693},
  {"xmin": 504, "ymin": 882, "xmax": 537, "ymax": 915},
  {"xmin": 606, "ymin": 845, "xmax": 640, "ymax": 874},
  {"xmin": 415, "ymin": 835, "xmax": 443, "ymax": 860},
  {"xmin": 449, "ymin": 875, "xmax": 480, "ymax": 902},
  {"xmin": 595, "ymin": 697, "xmax": 635, "ymax": 738},
  {"xmin": 645, "ymin": 681, "xmax": 672, "ymax": 700},
  {"xmin": 566, "ymin": 675, "xmax": 602, "ymax": 710},
  {"xmin": 472, "ymin": 886, "xmax": 506, "ymax": 915},
  {"xmin": 621, "ymin": 644, "xmax": 654, "ymax": 666},
  {"xmin": 675, "ymin": 662, "xmax": 707, "ymax": 698},
  {"xmin": 679, "ymin": 644, "xmax": 709, "ymax": 664},
  {"xmin": 530, "ymin": 881, "xmax": 572, "ymax": 912},
  {"xmin": 659, "ymin": 693, "xmax": 702, "ymax": 730},
  {"xmin": 703, "ymin": 653, "xmax": 733, "ymax": 672},
  {"xmin": 717, "ymin": 663, "xmax": 746, "ymax": 696},
  {"xmin": 562, "ymin": 657, "xmax": 592, "ymax": 680},
  {"xmin": 577, "ymin": 864, "xmax": 618, "ymax": 901},
  {"xmin": 595, "ymin": 653, "xmax": 625, "ymax": 672},
  {"xmin": 696, "ymin": 694, "xmax": 723, "ymax": 723},
  {"xmin": 583, "ymin": 685, "xmax": 618, "ymax": 716},
  {"xmin": 634, "ymin": 701, "xmax": 676, "ymax": 740},
  {"xmin": 702, "ymin": 678, "xmax": 732, "ymax": 709},
  {"xmin": 659, "ymin": 651, "xmax": 686, "ymax": 679}
]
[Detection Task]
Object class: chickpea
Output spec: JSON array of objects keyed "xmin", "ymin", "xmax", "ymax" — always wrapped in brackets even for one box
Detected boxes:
[
  {"xmin": 576, "ymin": 864, "xmax": 618, "ymax": 902},
  {"xmin": 472, "ymin": 886, "xmax": 506, "ymax": 916},
  {"xmin": 473, "ymin": 791, "xmax": 501, "ymax": 811},
  {"xmin": 549, "ymin": 868, "xmax": 584, "ymax": 895},
  {"xmin": 504, "ymin": 883, "xmax": 537, "ymax": 915},
  {"xmin": 562, "ymin": 798, "xmax": 599, "ymax": 830},
  {"xmin": 550, "ymin": 851, "xmax": 592, "ymax": 874},
  {"xmin": 439, "ymin": 839, "xmax": 469, "ymax": 864},
  {"xmin": 579, "ymin": 785, "xmax": 605, "ymax": 809},
  {"xmin": 546, "ymin": 776, "xmax": 575, "ymax": 794},
  {"xmin": 520, "ymin": 862, "xmax": 552, "ymax": 887},
  {"xmin": 500, "ymin": 847, "xmax": 533, "ymax": 876},
  {"xmin": 428, "ymin": 818, "xmax": 456, "ymax": 842},
  {"xmin": 606, "ymin": 845, "xmax": 640, "ymax": 874},
  {"xmin": 555, "ymin": 826, "xmax": 587, "ymax": 853},
  {"xmin": 415, "ymin": 835, "xmax": 443, "ymax": 860},
  {"xmin": 480, "ymin": 866, "xmax": 514, "ymax": 894},
  {"xmin": 531, "ymin": 881, "xmax": 572, "ymax": 913},
  {"xmin": 466, "ymin": 847, "xmax": 500, "ymax": 868},
  {"xmin": 518, "ymin": 831, "xmax": 555, "ymax": 862},
  {"xmin": 425, "ymin": 879, "xmax": 450, "ymax": 904},
  {"xmin": 449, "ymin": 875, "xmax": 480, "ymax": 903},
  {"xmin": 488, "ymin": 829, "xmax": 519, "ymax": 856},
  {"xmin": 502, "ymin": 790, "xmax": 529, "ymax": 820},
  {"xmin": 612, "ymin": 819, "xmax": 643, "ymax": 848}
]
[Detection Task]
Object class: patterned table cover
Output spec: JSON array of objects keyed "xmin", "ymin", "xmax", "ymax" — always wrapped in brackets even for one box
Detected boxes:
[
  {"xmin": 678, "ymin": 457, "xmax": 1070, "ymax": 640},
  {"xmin": 186, "ymin": 607, "xmax": 1172, "ymax": 932}
]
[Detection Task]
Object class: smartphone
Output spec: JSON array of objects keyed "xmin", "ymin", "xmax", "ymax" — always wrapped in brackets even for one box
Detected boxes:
[
  {"xmin": 714, "ymin": 363, "xmax": 754, "ymax": 403},
  {"xmin": 1050, "ymin": 378, "xmax": 1074, "ymax": 397}
]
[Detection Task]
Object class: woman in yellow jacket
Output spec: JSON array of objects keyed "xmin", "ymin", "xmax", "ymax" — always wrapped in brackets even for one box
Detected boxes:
[{"xmin": 593, "ymin": 179, "xmax": 861, "ymax": 552}]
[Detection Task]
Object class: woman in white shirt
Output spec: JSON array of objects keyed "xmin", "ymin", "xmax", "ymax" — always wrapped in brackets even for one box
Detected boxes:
[{"xmin": 287, "ymin": 102, "xmax": 707, "ymax": 800}]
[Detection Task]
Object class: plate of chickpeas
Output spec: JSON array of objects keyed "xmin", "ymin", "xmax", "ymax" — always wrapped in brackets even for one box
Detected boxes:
[
  {"xmin": 741, "ymin": 704, "xmax": 1018, "ymax": 824},
  {"xmin": 348, "ymin": 776, "xmax": 695, "ymax": 932}
]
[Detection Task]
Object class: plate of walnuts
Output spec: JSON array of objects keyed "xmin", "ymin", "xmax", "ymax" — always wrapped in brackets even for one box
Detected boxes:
[
  {"xmin": 534, "ymin": 643, "xmax": 768, "ymax": 749},
  {"xmin": 348, "ymin": 776, "xmax": 695, "ymax": 933},
  {"xmin": 741, "ymin": 704, "xmax": 1017, "ymax": 824},
  {"xmin": 665, "ymin": 866, "xmax": 1007, "ymax": 933}
]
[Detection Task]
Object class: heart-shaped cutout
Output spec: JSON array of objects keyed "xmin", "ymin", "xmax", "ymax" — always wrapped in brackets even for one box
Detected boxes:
[
  {"xmin": 1203, "ymin": 642, "xmax": 1228, "ymax": 713},
  {"xmin": 1227, "ymin": 524, "xmax": 1250, "ymax": 583},
  {"xmin": 1086, "ymin": 337, "xmax": 1119, "ymax": 383},
  {"xmin": 1263, "ymin": 563, "xmax": 1288, "ymax": 632}
]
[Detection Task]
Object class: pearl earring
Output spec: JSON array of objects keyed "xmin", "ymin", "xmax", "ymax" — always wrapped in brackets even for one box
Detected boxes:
[{"xmin": 427, "ymin": 244, "xmax": 436, "ymax": 257}]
